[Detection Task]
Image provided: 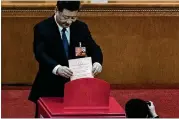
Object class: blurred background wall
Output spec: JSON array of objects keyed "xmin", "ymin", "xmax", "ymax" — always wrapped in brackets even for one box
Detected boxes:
[{"xmin": 2, "ymin": 1, "xmax": 179, "ymax": 88}]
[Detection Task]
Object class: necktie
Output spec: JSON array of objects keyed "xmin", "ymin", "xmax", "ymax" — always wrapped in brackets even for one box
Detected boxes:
[{"xmin": 62, "ymin": 28, "xmax": 69, "ymax": 58}]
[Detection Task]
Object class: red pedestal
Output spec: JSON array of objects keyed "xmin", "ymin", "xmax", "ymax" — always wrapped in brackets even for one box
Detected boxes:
[
  {"xmin": 37, "ymin": 78, "xmax": 126, "ymax": 118},
  {"xmin": 38, "ymin": 97, "xmax": 125, "ymax": 118}
]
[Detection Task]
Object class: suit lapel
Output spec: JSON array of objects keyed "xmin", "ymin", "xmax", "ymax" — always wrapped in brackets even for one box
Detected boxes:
[
  {"xmin": 49, "ymin": 16, "xmax": 62, "ymax": 44},
  {"xmin": 49, "ymin": 16, "xmax": 69, "ymax": 63},
  {"xmin": 69, "ymin": 23, "xmax": 78, "ymax": 59}
]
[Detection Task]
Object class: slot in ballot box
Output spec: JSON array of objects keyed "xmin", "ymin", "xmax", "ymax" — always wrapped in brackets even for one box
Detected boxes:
[{"xmin": 37, "ymin": 78, "xmax": 126, "ymax": 118}]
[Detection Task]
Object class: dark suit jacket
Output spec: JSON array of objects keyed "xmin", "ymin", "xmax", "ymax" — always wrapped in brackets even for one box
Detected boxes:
[{"xmin": 28, "ymin": 16, "xmax": 103, "ymax": 103}]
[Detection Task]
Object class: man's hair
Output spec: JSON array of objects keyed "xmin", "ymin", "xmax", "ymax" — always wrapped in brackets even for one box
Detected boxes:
[
  {"xmin": 57, "ymin": 1, "xmax": 80, "ymax": 12},
  {"xmin": 125, "ymin": 98, "xmax": 149, "ymax": 118}
]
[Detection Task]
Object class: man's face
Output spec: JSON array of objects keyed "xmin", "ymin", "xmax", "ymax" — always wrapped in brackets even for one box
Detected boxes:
[{"xmin": 55, "ymin": 9, "xmax": 78, "ymax": 28}]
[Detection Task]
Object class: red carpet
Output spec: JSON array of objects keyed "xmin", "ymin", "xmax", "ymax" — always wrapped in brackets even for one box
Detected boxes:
[{"xmin": 2, "ymin": 89, "xmax": 179, "ymax": 118}]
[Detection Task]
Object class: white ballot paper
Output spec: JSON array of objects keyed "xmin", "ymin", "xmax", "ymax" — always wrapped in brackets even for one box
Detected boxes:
[{"xmin": 68, "ymin": 57, "xmax": 94, "ymax": 81}]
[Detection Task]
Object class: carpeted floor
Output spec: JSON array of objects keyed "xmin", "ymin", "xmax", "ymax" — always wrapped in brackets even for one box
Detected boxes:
[{"xmin": 2, "ymin": 89, "xmax": 179, "ymax": 118}]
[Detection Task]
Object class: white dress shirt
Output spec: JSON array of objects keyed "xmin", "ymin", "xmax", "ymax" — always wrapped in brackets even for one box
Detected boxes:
[{"xmin": 52, "ymin": 15, "xmax": 70, "ymax": 75}]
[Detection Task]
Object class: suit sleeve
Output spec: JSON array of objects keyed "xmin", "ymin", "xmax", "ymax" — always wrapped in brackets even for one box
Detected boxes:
[
  {"xmin": 83, "ymin": 24, "xmax": 103, "ymax": 65},
  {"xmin": 33, "ymin": 25, "xmax": 59, "ymax": 72}
]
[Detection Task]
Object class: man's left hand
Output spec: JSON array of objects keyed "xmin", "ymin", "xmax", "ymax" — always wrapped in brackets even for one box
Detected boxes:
[{"xmin": 92, "ymin": 62, "xmax": 102, "ymax": 76}]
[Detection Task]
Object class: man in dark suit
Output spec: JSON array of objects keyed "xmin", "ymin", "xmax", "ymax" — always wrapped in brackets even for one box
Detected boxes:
[{"xmin": 28, "ymin": 1, "xmax": 103, "ymax": 118}]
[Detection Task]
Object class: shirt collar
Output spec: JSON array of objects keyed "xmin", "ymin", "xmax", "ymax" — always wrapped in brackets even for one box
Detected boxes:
[{"xmin": 54, "ymin": 14, "xmax": 70, "ymax": 33}]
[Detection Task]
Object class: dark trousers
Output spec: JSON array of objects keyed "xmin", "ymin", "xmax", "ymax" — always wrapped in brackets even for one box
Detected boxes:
[{"xmin": 35, "ymin": 102, "xmax": 38, "ymax": 118}]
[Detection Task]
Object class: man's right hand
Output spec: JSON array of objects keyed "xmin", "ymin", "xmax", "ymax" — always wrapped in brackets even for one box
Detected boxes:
[{"xmin": 56, "ymin": 66, "xmax": 73, "ymax": 78}]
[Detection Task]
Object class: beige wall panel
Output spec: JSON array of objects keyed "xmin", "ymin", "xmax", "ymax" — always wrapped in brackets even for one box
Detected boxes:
[{"xmin": 2, "ymin": 3, "xmax": 179, "ymax": 88}]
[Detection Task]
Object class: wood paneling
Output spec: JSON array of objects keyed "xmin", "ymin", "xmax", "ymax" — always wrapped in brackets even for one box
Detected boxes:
[{"xmin": 2, "ymin": 3, "xmax": 179, "ymax": 88}]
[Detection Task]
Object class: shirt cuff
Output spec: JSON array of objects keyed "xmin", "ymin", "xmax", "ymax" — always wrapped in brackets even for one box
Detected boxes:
[{"xmin": 52, "ymin": 65, "xmax": 61, "ymax": 75}]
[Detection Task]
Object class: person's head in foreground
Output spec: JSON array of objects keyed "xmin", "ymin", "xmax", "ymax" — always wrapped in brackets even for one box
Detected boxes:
[
  {"xmin": 55, "ymin": 1, "xmax": 80, "ymax": 28},
  {"xmin": 125, "ymin": 98, "xmax": 159, "ymax": 118}
]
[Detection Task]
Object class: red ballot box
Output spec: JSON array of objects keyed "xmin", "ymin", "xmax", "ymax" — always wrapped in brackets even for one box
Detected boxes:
[{"xmin": 37, "ymin": 78, "xmax": 126, "ymax": 118}]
